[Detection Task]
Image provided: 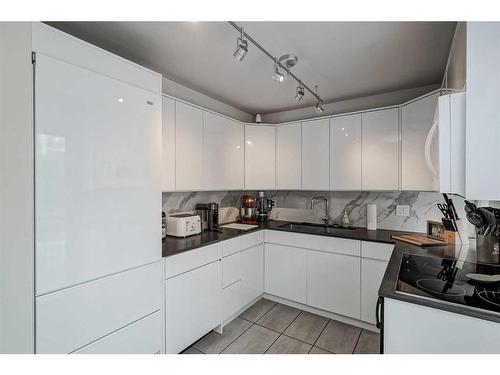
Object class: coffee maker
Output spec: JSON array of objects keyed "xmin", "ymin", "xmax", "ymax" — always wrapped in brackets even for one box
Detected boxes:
[
  {"xmin": 195, "ymin": 202, "xmax": 219, "ymax": 232},
  {"xmin": 256, "ymin": 191, "xmax": 275, "ymax": 223}
]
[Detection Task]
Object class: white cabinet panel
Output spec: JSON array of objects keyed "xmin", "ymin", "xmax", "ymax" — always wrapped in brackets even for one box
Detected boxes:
[
  {"xmin": 362, "ymin": 108, "xmax": 399, "ymax": 190},
  {"xmin": 240, "ymin": 244, "xmax": 264, "ymax": 306},
  {"xmin": 164, "ymin": 242, "xmax": 222, "ymax": 279},
  {"xmin": 222, "ymin": 280, "xmax": 243, "ymax": 321},
  {"xmin": 162, "ymin": 96, "xmax": 176, "ymax": 191},
  {"xmin": 74, "ymin": 311, "xmax": 162, "ymax": 354},
  {"xmin": 264, "ymin": 244, "xmax": 307, "ymax": 304},
  {"xmin": 245, "ymin": 125, "xmax": 276, "ymax": 190},
  {"xmin": 307, "ymin": 251, "xmax": 360, "ymax": 319},
  {"xmin": 222, "ymin": 251, "xmax": 241, "ymax": 288},
  {"xmin": 175, "ymin": 101, "xmax": 203, "ymax": 191},
  {"xmin": 276, "ymin": 123, "xmax": 302, "ymax": 190},
  {"xmin": 165, "ymin": 260, "xmax": 222, "ymax": 353},
  {"xmin": 204, "ymin": 112, "xmax": 244, "ymax": 190},
  {"xmin": 35, "ymin": 54, "xmax": 161, "ymax": 295},
  {"xmin": 302, "ymin": 119, "xmax": 330, "ymax": 190},
  {"xmin": 401, "ymin": 92, "xmax": 439, "ymax": 191},
  {"xmin": 222, "ymin": 230, "xmax": 263, "ymax": 257},
  {"xmin": 360, "ymin": 258, "xmax": 388, "ymax": 324},
  {"xmin": 330, "ymin": 114, "xmax": 362, "ymax": 190},
  {"xmin": 36, "ymin": 262, "xmax": 162, "ymax": 354},
  {"xmin": 361, "ymin": 241, "xmax": 394, "ymax": 262}
]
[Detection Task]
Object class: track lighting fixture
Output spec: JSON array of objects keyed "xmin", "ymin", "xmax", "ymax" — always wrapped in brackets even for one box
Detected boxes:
[
  {"xmin": 233, "ymin": 28, "xmax": 248, "ymax": 62},
  {"xmin": 295, "ymin": 85, "xmax": 305, "ymax": 102},
  {"xmin": 272, "ymin": 62, "xmax": 284, "ymax": 82},
  {"xmin": 316, "ymin": 101, "xmax": 324, "ymax": 114}
]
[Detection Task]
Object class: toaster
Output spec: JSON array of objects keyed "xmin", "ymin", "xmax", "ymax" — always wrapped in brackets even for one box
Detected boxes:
[{"xmin": 166, "ymin": 214, "xmax": 201, "ymax": 237}]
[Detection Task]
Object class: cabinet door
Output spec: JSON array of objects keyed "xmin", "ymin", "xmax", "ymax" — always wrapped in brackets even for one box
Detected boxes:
[
  {"xmin": 401, "ymin": 92, "xmax": 439, "ymax": 191},
  {"xmin": 245, "ymin": 125, "xmax": 276, "ymax": 190},
  {"xmin": 361, "ymin": 258, "xmax": 388, "ymax": 324},
  {"xmin": 264, "ymin": 244, "xmax": 307, "ymax": 304},
  {"xmin": 241, "ymin": 244, "xmax": 264, "ymax": 306},
  {"xmin": 302, "ymin": 118, "xmax": 330, "ymax": 190},
  {"xmin": 330, "ymin": 114, "xmax": 361, "ymax": 190},
  {"xmin": 175, "ymin": 101, "xmax": 203, "ymax": 191},
  {"xmin": 307, "ymin": 251, "xmax": 361, "ymax": 319},
  {"xmin": 204, "ymin": 112, "xmax": 244, "ymax": 190},
  {"xmin": 165, "ymin": 260, "xmax": 222, "ymax": 353},
  {"xmin": 276, "ymin": 123, "xmax": 302, "ymax": 189},
  {"xmin": 362, "ymin": 108, "xmax": 399, "ymax": 190},
  {"xmin": 162, "ymin": 96, "xmax": 176, "ymax": 191}
]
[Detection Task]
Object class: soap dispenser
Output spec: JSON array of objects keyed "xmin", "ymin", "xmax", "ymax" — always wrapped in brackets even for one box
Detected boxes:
[{"xmin": 342, "ymin": 210, "xmax": 350, "ymax": 227}]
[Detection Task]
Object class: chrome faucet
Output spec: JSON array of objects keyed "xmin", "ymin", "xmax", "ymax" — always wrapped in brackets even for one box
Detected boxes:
[{"xmin": 311, "ymin": 196, "xmax": 330, "ymax": 226}]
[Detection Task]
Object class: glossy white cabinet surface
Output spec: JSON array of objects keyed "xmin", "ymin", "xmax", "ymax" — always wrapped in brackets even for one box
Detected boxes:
[
  {"xmin": 302, "ymin": 119, "xmax": 330, "ymax": 190},
  {"xmin": 222, "ymin": 251, "xmax": 241, "ymax": 288},
  {"xmin": 330, "ymin": 114, "xmax": 362, "ymax": 190},
  {"xmin": 360, "ymin": 258, "xmax": 387, "ymax": 324},
  {"xmin": 265, "ymin": 243, "xmax": 307, "ymax": 304},
  {"xmin": 401, "ymin": 92, "xmax": 439, "ymax": 191},
  {"xmin": 165, "ymin": 260, "xmax": 222, "ymax": 354},
  {"xmin": 240, "ymin": 244, "xmax": 264, "ymax": 306},
  {"xmin": 35, "ymin": 53, "xmax": 161, "ymax": 295},
  {"xmin": 36, "ymin": 262, "xmax": 162, "ymax": 354},
  {"xmin": 245, "ymin": 125, "xmax": 276, "ymax": 190},
  {"xmin": 175, "ymin": 101, "xmax": 204, "ymax": 191},
  {"xmin": 161, "ymin": 96, "xmax": 176, "ymax": 191},
  {"xmin": 307, "ymin": 251, "xmax": 361, "ymax": 319},
  {"xmin": 74, "ymin": 311, "xmax": 162, "ymax": 354},
  {"xmin": 466, "ymin": 22, "xmax": 500, "ymax": 200},
  {"xmin": 204, "ymin": 112, "xmax": 244, "ymax": 190},
  {"xmin": 362, "ymin": 108, "xmax": 399, "ymax": 190},
  {"xmin": 276, "ymin": 123, "xmax": 302, "ymax": 190}
]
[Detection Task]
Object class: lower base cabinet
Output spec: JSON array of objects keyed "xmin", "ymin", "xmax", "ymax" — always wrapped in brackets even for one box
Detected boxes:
[
  {"xmin": 361, "ymin": 258, "xmax": 388, "ymax": 324},
  {"xmin": 307, "ymin": 250, "xmax": 361, "ymax": 319},
  {"xmin": 240, "ymin": 244, "xmax": 264, "ymax": 305},
  {"xmin": 165, "ymin": 260, "xmax": 222, "ymax": 353}
]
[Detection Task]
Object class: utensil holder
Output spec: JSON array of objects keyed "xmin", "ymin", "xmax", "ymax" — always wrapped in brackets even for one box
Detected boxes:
[{"xmin": 476, "ymin": 235, "xmax": 500, "ymax": 264}]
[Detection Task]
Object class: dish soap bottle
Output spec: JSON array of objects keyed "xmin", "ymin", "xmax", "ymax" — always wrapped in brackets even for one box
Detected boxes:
[{"xmin": 342, "ymin": 210, "xmax": 350, "ymax": 227}]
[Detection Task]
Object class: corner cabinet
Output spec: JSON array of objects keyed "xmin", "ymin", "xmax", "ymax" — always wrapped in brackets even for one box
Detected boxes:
[
  {"xmin": 276, "ymin": 122, "xmax": 302, "ymax": 190},
  {"xmin": 302, "ymin": 118, "xmax": 330, "ymax": 190},
  {"xmin": 244, "ymin": 125, "xmax": 276, "ymax": 190}
]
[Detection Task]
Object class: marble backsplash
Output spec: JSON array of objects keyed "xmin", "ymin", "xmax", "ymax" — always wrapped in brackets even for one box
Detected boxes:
[{"xmin": 162, "ymin": 190, "xmax": 472, "ymax": 235}]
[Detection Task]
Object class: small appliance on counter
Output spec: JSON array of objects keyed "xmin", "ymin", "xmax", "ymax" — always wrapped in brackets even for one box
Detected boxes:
[
  {"xmin": 166, "ymin": 213, "xmax": 201, "ymax": 238},
  {"xmin": 256, "ymin": 191, "xmax": 275, "ymax": 223},
  {"xmin": 195, "ymin": 202, "xmax": 219, "ymax": 232},
  {"xmin": 240, "ymin": 195, "xmax": 258, "ymax": 224}
]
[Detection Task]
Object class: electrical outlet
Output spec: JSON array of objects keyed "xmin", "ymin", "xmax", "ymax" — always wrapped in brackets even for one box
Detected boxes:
[{"xmin": 396, "ymin": 205, "xmax": 410, "ymax": 217}]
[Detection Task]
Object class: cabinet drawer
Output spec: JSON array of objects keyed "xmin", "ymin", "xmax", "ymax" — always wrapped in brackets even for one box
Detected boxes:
[
  {"xmin": 164, "ymin": 242, "xmax": 222, "ymax": 279},
  {"xmin": 361, "ymin": 241, "xmax": 394, "ymax": 262},
  {"xmin": 74, "ymin": 311, "xmax": 162, "ymax": 354},
  {"xmin": 36, "ymin": 262, "xmax": 162, "ymax": 354},
  {"xmin": 222, "ymin": 252, "xmax": 241, "ymax": 288},
  {"xmin": 265, "ymin": 230, "xmax": 360, "ymax": 257},
  {"xmin": 222, "ymin": 280, "xmax": 243, "ymax": 321},
  {"xmin": 222, "ymin": 231, "xmax": 264, "ymax": 257}
]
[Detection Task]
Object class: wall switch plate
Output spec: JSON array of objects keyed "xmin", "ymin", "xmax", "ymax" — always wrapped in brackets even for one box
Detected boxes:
[{"xmin": 396, "ymin": 205, "xmax": 410, "ymax": 217}]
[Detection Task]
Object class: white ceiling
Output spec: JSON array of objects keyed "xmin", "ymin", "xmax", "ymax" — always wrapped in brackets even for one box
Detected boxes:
[{"xmin": 48, "ymin": 21, "xmax": 456, "ymax": 114}]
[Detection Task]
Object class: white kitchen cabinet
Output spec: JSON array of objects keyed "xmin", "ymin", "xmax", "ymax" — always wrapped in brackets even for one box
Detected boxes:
[
  {"xmin": 165, "ymin": 259, "xmax": 222, "ymax": 354},
  {"xmin": 240, "ymin": 244, "xmax": 264, "ymax": 306},
  {"xmin": 330, "ymin": 114, "xmax": 362, "ymax": 190},
  {"xmin": 203, "ymin": 112, "xmax": 244, "ymax": 190},
  {"xmin": 276, "ymin": 122, "xmax": 302, "ymax": 190},
  {"xmin": 302, "ymin": 118, "xmax": 330, "ymax": 190},
  {"xmin": 175, "ymin": 101, "xmax": 204, "ymax": 191},
  {"xmin": 264, "ymin": 243, "xmax": 307, "ymax": 304},
  {"xmin": 401, "ymin": 92, "xmax": 439, "ymax": 191},
  {"xmin": 361, "ymin": 258, "xmax": 388, "ymax": 324},
  {"xmin": 161, "ymin": 96, "xmax": 176, "ymax": 191},
  {"xmin": 362, "ymin": 108, "xmax": 399, "ymax": 190},
  {"xmin": 466, "ymin": 22, "xmax": 500, "ymax": 200},
  {"xmin": 307, "ymin": 250, "xmax": 361, "ymax": 319},
  {"xmin": 245, "ymin": 125, "xmax": 276, "ymax": 190}
]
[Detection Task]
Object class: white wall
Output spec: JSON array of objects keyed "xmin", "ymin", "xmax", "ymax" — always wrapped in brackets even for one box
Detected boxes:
[{"xmin": 0, "ymin": 22, "xmax": 35, "ymax": 353}]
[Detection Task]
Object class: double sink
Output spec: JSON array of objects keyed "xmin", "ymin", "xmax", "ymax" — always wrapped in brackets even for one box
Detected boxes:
[{"xmin": 278, "ymin": 222, "xmax": 356, "ymax": 234}]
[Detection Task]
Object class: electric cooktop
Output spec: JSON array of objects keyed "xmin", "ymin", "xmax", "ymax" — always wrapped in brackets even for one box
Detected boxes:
[{"xmin": 396, "ymin": 254, "xmax": 500, "ymax": 314}]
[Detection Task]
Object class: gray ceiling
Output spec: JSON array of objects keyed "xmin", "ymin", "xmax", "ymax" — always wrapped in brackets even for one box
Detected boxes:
[{"xmin": 48, "ymin": 21, "xmax": 456, "ymax": 115}]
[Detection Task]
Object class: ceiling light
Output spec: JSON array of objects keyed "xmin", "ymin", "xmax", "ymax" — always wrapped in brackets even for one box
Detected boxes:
[
  {"xmin": 279, "ymin": 54, "xmax": 298, "ymax": 72},
  {"xmin": 272, "ymin": 63, "xmax": 284, "ymax": 83},
  {"xmin": 295, "ymin": 86, "xmax": 305, "ymax": 102},
  {"xmin": 316, "ymin": 101, "xmax": 324, "ymax": 114},
  {"xmin": 233, "ymin": 28, "xmax": 248, "ymax": 62}
]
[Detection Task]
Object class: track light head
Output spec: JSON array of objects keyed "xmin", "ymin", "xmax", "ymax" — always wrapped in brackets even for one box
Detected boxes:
[
  {"xmin": 316, "ymin": 101, "xmax": 324, "ymax": 114},
  {"xmin": 233, "ymin": 37, "xmax": 248, "ymax": 62},
  {"xmin": 272, "ymin": 63, "xmax": 284, "ymax": 83},
  {"xmin": 295, "ymin": 86, "xmax": 305, "ymax": 102}
]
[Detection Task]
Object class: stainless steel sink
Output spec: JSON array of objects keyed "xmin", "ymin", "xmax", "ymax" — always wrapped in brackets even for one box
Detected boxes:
[{"xmin": 278, "ymin": 222, "xmax": 356, "ymax": 233}]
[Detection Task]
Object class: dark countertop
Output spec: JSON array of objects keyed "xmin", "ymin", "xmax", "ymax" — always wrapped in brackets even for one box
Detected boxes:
[
  {"xmin": 378, "ymin": 240, "xmax": 500, "ymax": 324},
  {"xmin": 162, "ymin": 219, "xmax": 420, "ymax": 257}
]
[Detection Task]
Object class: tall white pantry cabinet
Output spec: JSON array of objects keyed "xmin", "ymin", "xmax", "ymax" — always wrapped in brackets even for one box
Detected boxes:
[{"xmin": 1, "ymin": 23, "xmax": 163, "ymax": 353}]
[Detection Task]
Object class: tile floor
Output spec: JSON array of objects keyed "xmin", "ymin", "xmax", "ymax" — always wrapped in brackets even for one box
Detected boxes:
[{"xmin": 181, "ymin": 298, "xmax": 380, "ymax": 354}]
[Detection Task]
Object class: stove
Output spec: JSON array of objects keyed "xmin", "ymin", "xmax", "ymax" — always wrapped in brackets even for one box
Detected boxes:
[{"xmin": 396, "ymin": 254, "xmax": 500, "ymax": 314}]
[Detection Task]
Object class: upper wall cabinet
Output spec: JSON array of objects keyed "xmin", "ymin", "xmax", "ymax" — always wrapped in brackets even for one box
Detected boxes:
[
  {"xmin": 161, "ymin": 96, "xmax": 176, "ymax": 192},
  {"xmin": 203, "ymin": 112, "xmax": 244, "ymax": 190},
  {"xmin": 330, "ymin": 114, "xmax": 362, "ymax": 191},
  {"xmin": 245, "ymin": 125, "xmax": 276, "ymax": 190},
  {"xmin": 401, "ymin": 92, "xmax": 439, "ymax": 191},
  {"xmin": 302, "ymin": 119, "xmax": 330, "ymax": 191},
  {"xmin": 175, "ymin": 101, "xmax": 204, "ymax": 191},
  {"xmin": 362, "ymin": 108, "xmax": 399, "ymax": 191},
  {"xmin": 276, "ymin": 122, "xmax": 302, "ymax": 190}
]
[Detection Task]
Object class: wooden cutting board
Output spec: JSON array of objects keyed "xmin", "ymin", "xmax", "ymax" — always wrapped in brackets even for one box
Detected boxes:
[{"xmin": 391, "ymin": 234, "xmax": 447, "ymax": 247}]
